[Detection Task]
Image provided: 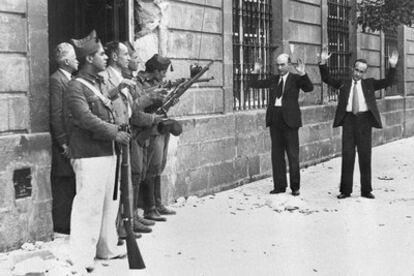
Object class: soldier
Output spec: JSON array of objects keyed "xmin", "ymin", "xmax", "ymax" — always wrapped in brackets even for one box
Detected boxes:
[
  {"xmin": 49, "ymin": 42, "xmax": 78, "ymax": 234},
  {"xmin": 100, "ymin": 41, "xmax": 159, "ymax": 238},
  {"xmin": 120, "ymin": 42, "xmax": 167, "ymax": 229},
  {"xmin": 136, "ymin": 54, "xmax": 179, "ymax": 221},
  {"xmin": 65, "ymin": 31, "xmax": 130, "ymax": 272}
]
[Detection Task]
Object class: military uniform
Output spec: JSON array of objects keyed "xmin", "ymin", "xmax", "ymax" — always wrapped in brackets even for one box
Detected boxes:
[
  {"xmin": 135, "ymin": 54, "xmax": 177, "ymax": 220},
  {"xmin": 65, "ymin": 32, "xmax": 126, "ymax": 270}
]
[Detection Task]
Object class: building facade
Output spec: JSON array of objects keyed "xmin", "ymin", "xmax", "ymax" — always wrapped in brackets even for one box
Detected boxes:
[{"xmin": 1, "ymin": 0, "xmax": 414, "ymax": 251}]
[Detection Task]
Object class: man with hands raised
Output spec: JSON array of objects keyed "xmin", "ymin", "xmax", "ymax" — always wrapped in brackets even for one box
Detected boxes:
[
  {"xmin": 319, "ymin": 47, "xmax": 399, "ymax": 199},
  {"xmin": 250, "ymin": 54, "xmax": 314, "ymax": 196}
]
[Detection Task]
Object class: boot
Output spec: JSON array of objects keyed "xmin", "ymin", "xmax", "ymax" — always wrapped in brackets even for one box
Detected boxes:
[
  {"xmin": 156, "ymin": 205, "xmax": 176, "ymax": 215},
  {"xmin": 133, "ymin": 219, "xmax": 152, "ymax": 233},
  {"xmin": 144, "ymin": 208, "xmax": 166, "ymax": 222}
]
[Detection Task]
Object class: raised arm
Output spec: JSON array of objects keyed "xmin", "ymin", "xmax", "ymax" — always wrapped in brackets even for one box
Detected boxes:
[
  {"xmin": 372, "ymin": 50, "xmax": 398, "ymax": 90},
  {"xmin": 318, "ymin": 46, "xmax": 343, "ymax": 89}
]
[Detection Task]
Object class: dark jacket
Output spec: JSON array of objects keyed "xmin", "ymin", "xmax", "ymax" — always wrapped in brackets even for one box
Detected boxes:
[
  {"xmin": 319, "ymin": 64, "xmax": 396, "ymax": 128},
  {"xmin": 49, "ymin": 69, "xmax": 74, "ymax": 176},
  {"xmin": 64, "ymin": 71, "xmax": 118, "ymax": 158},
  {"xmin": 250, "ymin": 73, "xmax": 314, "ymax": 128}
]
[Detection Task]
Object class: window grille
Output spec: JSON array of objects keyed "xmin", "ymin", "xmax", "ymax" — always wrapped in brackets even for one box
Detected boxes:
[
  {"xmin": 233, "ymin": 0, "xmax": 275, "ymax": 110},
  {"xmin": 384, "ymin": 29, "xmax": 399, "ymax": 96},
  {"xmin": 327, "ymin": 0, "xmax": 351, "ymax": 101}
]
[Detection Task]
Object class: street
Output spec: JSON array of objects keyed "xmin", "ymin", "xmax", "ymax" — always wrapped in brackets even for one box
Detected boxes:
[{"xmin": 3, "ymin": 137, "xmax": 414, "ymax": 276}]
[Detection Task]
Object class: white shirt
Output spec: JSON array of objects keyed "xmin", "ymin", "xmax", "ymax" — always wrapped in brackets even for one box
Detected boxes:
[
  {"xmin": 346, "ymin": 80, "xmax": 368, "ymax": 112},
  {"xmin": 59, "ymin": 68, "xmax": 72, "ymax": 81},
  {"xmin": 107, "ymin": 66, "xmax": 133, "ymax": 118},
  {"xmin": 275, "ymin": 73, "xmax": 289, "ymax": 107}
]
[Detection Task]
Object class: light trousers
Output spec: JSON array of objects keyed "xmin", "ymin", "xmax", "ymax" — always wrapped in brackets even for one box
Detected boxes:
[{"xmin": 70, "ymin": 155, "xmax": 119, "ymax": 267}]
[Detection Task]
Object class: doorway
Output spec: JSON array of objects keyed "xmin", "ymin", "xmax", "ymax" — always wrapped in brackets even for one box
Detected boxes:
[{"xmin": 48, "ymin": 0, "xmax": 132, "ymax": 71}]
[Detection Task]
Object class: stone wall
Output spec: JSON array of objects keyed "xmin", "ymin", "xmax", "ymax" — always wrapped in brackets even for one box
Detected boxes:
[
  {"xmin": 0, "ymin": 0, "xmax": 52, "ymax": 251},
  {"xmin": 158, "ymin": 0, "xmax": 414, "ymax": 204}
]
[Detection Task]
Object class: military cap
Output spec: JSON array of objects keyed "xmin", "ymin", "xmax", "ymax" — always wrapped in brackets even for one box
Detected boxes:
[
  {"xmin": 145, "ymin": 54, "xmax": 172, "ymax": 72},
  {"xmin": 70, "ymin": 30, "xmax": 101, "ymax": 58}
]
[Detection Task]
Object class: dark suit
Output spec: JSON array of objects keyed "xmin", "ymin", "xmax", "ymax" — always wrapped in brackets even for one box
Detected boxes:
[
  {"xmin": 250, "ymin": 72, "xmax": 313, "ymax": 191},
  {"xmin": 49, "ymin": 69, "xmax": 75, "ymax": 234},
  {"xmin": 319, "ymin": 64, "xmax": 396, "ymax": 194}
]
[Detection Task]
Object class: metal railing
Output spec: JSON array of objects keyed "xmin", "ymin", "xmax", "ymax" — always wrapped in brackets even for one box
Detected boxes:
[
  {"xmin": 233, "ymin": 0, "xmax": 275, "ymax": 110},
  {"xmin": 327, "ymin": 0, "xmax": 351, "ymax": 102}
]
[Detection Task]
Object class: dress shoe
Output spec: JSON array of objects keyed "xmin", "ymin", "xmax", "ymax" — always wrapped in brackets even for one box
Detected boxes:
[
  {"xmin": 291, "ymin": 190, "xmax": 300, "ymax": 196},
  {"xmin": 133, "ymin": 220, "xmax": 152, "ymax": 233},
  {"xmin": 144, "ymin": 209, "xmax": 167, "ymax": 222},
  {"xmin": 156, "ymin": 205, "xmax": 176, "ymax": 215},
  {"xmin": 136, "ymin": 215, "xmax": 155, "ymax": 226},
  {"xmin": 361, "ymin": 192, "xmax": 375, "ymax": 199},
  {"xmin": 269, "ymin": 189, "xmax": 285, "ymax": 194},
  {"xmin": 337, "ymin": 193, "xmax": 350, "ymax": 199}
]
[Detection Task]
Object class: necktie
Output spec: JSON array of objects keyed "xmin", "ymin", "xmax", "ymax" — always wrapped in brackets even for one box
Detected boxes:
[
  {"xmin": 352, "ymin": 80, "xmax": 359, "ymax": 114},
  {"xmin": 276, "ymin": 78, "xmax": 284, "ymax": 98}
]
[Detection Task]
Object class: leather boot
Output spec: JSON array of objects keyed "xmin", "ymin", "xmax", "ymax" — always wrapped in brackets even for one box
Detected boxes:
[
  {"xmin": 144, "ymin": 208, "xmax": 166, "ymax": 222},
  {"xmin": 156, "ymin": 205, "xmax": 176, "ymax": 215},
  {"xmin": 133, "ymin": 219, "xmax": 152, "ymax": 233}
]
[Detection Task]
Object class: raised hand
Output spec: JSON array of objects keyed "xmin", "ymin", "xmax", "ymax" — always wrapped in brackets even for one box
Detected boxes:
[
  {"xmin": 295, "ymin": 58, "xmax": 306, "ymax": 76},
  {"xmin": 389, "ymin": 50, "xmax": 399, "ymax": 67},
  {"xmin": 319, "ymin": 46, "xmax": 331, "ymax": 64},
  {"xmin": 251, "ymin": 60, "xmax": 263, "ymax": 74}
]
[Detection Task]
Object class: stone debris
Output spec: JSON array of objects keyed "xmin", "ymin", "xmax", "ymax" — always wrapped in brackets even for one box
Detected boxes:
[
  {"xmin": 172, "ymin": 195, "xmax": 201, "ymax": 208},
  {"xmin": 20, "ymin": 243, "xmax": 36, "ymax": 251},
  {"xmin": 174, "ymin": 197, "xmax": 186, "ymax": 207},
  {"xmin": 378, "ymin": 176, "xmax": 394, "ymax": 181}
]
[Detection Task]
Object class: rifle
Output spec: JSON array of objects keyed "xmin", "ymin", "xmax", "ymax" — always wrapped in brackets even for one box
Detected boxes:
[
  {"xmin": 135, "ymin": 61, "xmax": 214, "ymax": 145},
  {"xmin": 119, "ymin": 125, "xmax": 145, "ymax": 269},
  {"xmin": 156, "ymin": 61, "xmax": 214, "ymax": 116}
]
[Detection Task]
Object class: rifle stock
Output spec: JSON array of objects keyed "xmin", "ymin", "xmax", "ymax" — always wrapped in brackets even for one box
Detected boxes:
[{"xmin": 120, "ymin": 142, "xmax": 145, "ymax": 269}]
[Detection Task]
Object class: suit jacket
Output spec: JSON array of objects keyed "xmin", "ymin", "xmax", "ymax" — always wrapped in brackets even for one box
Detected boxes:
[
  {"xmin": 64, "ymin": 71, "xmax": 118, "ymax": 159},
  {"xmin": 100, "ymin": 67, "xmax": 156, "ymax": 128},
  {"xmin": 49, "ymin": 69, "xmax": 74, "ymax": 176},
  {"xmin": 319, "ymin": 64, "xmax": 396, "ymax": 128},
  {"xmin": 250, "ymin": 73, "xmax": 314, "ymax": 128}
]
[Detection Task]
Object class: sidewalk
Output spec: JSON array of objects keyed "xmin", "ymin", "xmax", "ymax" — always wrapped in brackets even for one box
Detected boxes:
[{"xmin": 2, "ymin": 137, "xmax": 414, "ymax": 276}]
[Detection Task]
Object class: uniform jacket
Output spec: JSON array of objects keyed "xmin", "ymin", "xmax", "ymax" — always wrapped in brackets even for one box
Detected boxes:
[
  {"xmin": 250, "ymin": 72, "xmax": 314, "ymax": 128},
  {"xmin": 50, "ymin": 69, "xmax": 74, "ymax": 176},
  {"xmin": 100, "ymin": 66, "xmax": 156, "ymax": 128},
  {"xmin": 64, "ymin": 71, "xmax": 118, "ymax": 158},
  {"xmin": 319, "ymin": 64, "xmax": 396, "ymax": 128}
]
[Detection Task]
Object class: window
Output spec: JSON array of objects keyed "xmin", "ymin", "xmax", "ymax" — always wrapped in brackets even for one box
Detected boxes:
[
  {"xmin": 384, "ymin": 29, "xmax": 399, "ymax": 96},
  {"xmin": 233, "ymin": 0, "xmax": 274, "ymax": 110},
  {"xmin": 327, "ymin": 0, "xmax": 351, "ymax": 101}
]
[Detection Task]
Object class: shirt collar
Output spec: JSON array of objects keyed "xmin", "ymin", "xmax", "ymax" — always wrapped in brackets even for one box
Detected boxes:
[
  {"xmin": 107, "ymin": 65, "xmax": 124, "ymax": 83},
  {"xmin": 77, "ymin": 70, "xmax": 104, "ymax": 85},
  {"xmin": 59, "ymin": 68, "xmax": 72, "ymax": 81},
  {"xmin": 280, "ymin": 72, "xmax": 289, "ymax": 82}
]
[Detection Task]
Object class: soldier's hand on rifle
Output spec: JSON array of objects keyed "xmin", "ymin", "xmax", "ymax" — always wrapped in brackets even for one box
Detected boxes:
[
  {"xmin": 171, "ymin": 98, "xmax": 179, "ymax": 106},
  {"xmin": 115, "ymin": 131, "xmax": 131, "ymax": 145},
  {"xmin": 150, "ymin": 88, "xmax": 168, "ymax": 102},
  {"xmin": 119, "ymin": 79, "xmax": 136, "ymax": 90},
  {"xmin": 319, "ymin": 46, "xmax": 331, "ymax": 65},
  {"xmin": 389, "ymin": 50, "xmax": 399, "ymax": 68},
  {"xmin": 61, "ymin": 143, "xmax": 70, "ymax": 159}
]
